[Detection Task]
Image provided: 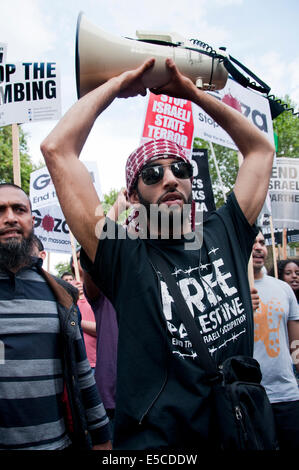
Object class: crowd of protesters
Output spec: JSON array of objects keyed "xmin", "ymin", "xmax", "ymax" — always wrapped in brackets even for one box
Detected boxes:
[{"xmin": 0, "ymin": 57, "xmax": 298, "ymax": 451}]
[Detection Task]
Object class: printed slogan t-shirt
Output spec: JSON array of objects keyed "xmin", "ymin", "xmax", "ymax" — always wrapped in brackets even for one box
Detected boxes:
[
  {"xmin": 81, "ymin": 192, "xmax": 257, "ymax": 450},
  {"xmin": 254, "ymin": 274, "xmax": 299, "ymax": 403}
]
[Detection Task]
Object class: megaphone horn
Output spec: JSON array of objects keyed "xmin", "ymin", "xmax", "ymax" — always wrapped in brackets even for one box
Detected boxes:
[{"xmin": 75, "ymin": 12, "xmax": 228, "ymax": 99}]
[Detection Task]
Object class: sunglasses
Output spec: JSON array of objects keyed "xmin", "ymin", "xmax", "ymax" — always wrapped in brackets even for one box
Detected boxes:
[{"xmin": 140, "ymin": 161, "xmax": 193, "ymax": 186}]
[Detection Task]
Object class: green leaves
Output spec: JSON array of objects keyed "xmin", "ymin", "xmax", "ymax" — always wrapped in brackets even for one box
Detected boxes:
[
  {"xmin": 0, "ymin": 124, "xmax": 40, "ymax": 194},
  {"xmin": 193, "ymin": 137, "xmax": 238, "ymax": 208},
  {"xmin": 272, "ymin": 95, "xmax": 299, "ymax": 158}
]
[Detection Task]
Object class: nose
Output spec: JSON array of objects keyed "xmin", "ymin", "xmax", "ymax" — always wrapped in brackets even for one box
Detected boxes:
[
  {"xmin": 161, "ymin": 166, "xmax": 178, "ymax": 189},
  {"xmin": 3, "ymin": 207, "xmax": 18, "ymax": 225}
]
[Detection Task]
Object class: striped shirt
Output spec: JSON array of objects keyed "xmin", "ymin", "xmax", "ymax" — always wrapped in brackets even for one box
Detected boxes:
[{"xmin": 0, "ymin": 258, "xmax": 109, "ymax": 449}]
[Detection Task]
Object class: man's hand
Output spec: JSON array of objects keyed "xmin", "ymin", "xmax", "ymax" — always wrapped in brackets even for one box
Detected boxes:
[
  {"xmin": 115, "ymin": 58, "xmax": 155, "ymax": 99},
  {"xmin": 70, "ymin": 279, "xmax": 84, "ymax": 297},
  {"xmin": 250, "ymin": 287, "xmax": 260, "ymax": 311},
  {"xmin": 150, "ymin": 58, "xmax": 198, "ymax": 101}
]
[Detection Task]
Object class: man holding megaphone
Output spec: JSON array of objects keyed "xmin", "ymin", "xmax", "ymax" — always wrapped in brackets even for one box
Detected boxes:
[{"xmin": 41, "ymin": 57, "xmax": 274, "ymax": 450}]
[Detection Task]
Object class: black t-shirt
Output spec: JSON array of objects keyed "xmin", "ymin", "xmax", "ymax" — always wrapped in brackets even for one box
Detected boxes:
[{"xmin": 81, "ymin": 192, "xmax": 258, "ymax": 450}]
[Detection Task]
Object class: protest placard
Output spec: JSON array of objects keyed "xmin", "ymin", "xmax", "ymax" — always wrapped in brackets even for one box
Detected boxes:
[
  {"xmin": 192, "ymin": 77, "xmax": 274, "ymax": 150},
  {"xmin": 141, "ymin": 93, "xmax": 194, "ymax": 156},
  {"xmin": 191, "ymin": 148, "xmax": 215, "ymax": 226},
  {"xmin": 0, "ymin": 61, "xmax": 61, "ymax": 126},
  {"xmin": 268, "ymin": 157, "xmax": 299, "ymax": 229},
  {"xmin": 32, "ymin": 204, "xmax": 71, "ymax": 254},
  {"xmin": 0, "ymin": 43, "xmax": 7, "ymax": 65},
  {"xmin": 30, "ymin": 161, "xmax": 103, "ymax": 210}
]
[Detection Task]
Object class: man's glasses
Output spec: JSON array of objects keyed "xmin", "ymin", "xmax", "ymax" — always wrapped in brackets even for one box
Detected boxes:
[{"xmin": 140, "ymin": 161, "xmax": 193, "ymax": 186}]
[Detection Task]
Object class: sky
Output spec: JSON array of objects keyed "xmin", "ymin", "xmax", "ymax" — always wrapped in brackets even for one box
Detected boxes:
[{"xmin": 1, "ymin": 0, "xmax": 299, "ymax": 269}]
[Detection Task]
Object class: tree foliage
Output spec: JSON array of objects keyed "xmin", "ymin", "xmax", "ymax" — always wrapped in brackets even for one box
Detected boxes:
[
  {"xmin": 193, "ymin": 137, "xmax": 239, "ymax": 208},
  {"xmin": 0, "ymin": 125, "xmax": 40, "ymax": 194},
  {"xmin": 102, "ymin": 188, "xmax": 119, "ymax": 214},
  {"xmin": 272, "ymin": 95, "xmax": 299, "ymax": 158},
  {"xmin": 54, "ymin": 260, "xmax": 72, "ymax": 278}
]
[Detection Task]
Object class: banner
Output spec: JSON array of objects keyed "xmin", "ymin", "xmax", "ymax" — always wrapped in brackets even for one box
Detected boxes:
[
  {"xmin": 29, "ymin": 161, "xmax": 103, "ymax": 210},
  {"xmin": 141, "ymin": 93, "xmax": 194, "ymax": 157},
  {"xmin": 263, "ymin": 228, "xmax": 299, "ymax": 246},
  {"xmin": 0, "ymin": 43, "xmax": 7, "ymax": 65},
  {"xmin": 32, "ymin": 205, "xmax": 72, "ymax": 254},
  {"xmin": 192, "ymin": 77, "xmax": 274, "ymax": 150},
  {"xmin": 257, "ymin": 192, "xmax": 272, "ymax": 227},
  {"xmin": 191, "ymin": 148, "xmax": 215, "ymax": 224},
  {"xmin": 268, "ymin": 157, "xmax": 299, "ymax": 229},
  {"xmin": 0, "ymin": 61, "xmax": 61, "ymax": 126}
]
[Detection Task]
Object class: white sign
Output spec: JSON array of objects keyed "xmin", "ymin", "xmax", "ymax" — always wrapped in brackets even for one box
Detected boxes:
[
  {"xmin": 0, "ymin": 43, "xmax": 7, "ymax": 65},
  {"xmin": 192, "ymin": 77, "xmax": 274, "ymax": 150},
  {"xmin": 29, "ymin": 161, "xmax": 103, "ymax": 209},
  {"xmin": 32, "ymin": 204, "xmax": 72, "ymax": 254},
  {"xmin": 268, "ymin": 157, "xmax": 299, "ymax": 229},
  {"xmin": 0, "ymin": 61, "xmax": 61, "ymax": 126}
]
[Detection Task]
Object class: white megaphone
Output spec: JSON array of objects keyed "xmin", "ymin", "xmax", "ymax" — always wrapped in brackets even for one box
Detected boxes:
[{"xmin": 75, "ymin": 12, "xmax": 229, "ymax": 98}]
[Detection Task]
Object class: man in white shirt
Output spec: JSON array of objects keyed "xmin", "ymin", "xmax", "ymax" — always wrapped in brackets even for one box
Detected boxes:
[{"xmin": 252, "ymin": 230, "xmax": 299, "ymax": 450}]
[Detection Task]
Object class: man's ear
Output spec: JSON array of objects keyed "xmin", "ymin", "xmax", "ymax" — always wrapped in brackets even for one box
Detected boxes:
[
  {"xmin": 31, "ymin": 214, "xmax": 35, "ymax": 227},
  {"xmin": 129, "ymin": 189, "xmax": 140, "ymax": 205}
]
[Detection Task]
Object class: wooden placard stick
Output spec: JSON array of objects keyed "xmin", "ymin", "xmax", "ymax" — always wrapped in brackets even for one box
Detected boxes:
[
  {"xmin": 12, "ymin": 123, "xmax": 21, "ymax": 186},
  {"xmin": 282, "ymin": 228, "xmax": 287, "ymax": 260},
  {"xmin": 269, "ymin": 215, "xmax": 278, "ymax": 278},
  {"xmin": 69, "ymin": 230, "xmax": 80, "ymax": 281}
]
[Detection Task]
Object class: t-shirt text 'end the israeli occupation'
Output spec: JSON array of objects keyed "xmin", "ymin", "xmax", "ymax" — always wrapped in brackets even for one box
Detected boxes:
[
  {"xmin": 160, "ymin": 254, "xmax": 247, "ymax": 359},
  {"xmin": 141, "ymin": 93, "xmax": 194, "ymax": 154}
]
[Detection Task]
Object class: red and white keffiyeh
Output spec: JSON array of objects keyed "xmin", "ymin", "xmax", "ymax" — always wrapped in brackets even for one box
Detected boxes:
[{"xmin": 125, "ymin": 139, "xmax": 190, "ymax": 196}]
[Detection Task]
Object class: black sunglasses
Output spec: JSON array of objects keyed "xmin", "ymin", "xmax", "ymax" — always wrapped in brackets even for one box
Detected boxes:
[{"xmin": 140, "ymin": 161, "xmax": 193, "ymax": 186}]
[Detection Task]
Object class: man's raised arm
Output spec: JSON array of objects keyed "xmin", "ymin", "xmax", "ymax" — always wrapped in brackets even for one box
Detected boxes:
[
  {"xmin": 151, "ymin": 59, "xmax": 275, "ymax": 225},
  {"xmin": 41, "ymin": 59, "xmax": 155, "ymax": 262}
]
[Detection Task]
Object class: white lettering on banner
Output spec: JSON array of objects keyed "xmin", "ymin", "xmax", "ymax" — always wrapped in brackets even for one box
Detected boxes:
[
  {"xmin": 141, "ymin": 92, "xmax": 194, "ymax": 155},
  {"xmin": 154, "ymin": 114, "xmax": 186, "ymax": 132},
  {"xmin": 192, "ymin": 190, "xmax": 205, "ymax": 200},
  {"xmin": 147, "ymin": 125, "xmax": 188, "ymax": 146},
  {"xmin": 152, "ymin": 100, "xmax": 191, "ymax": 122},
  {"xmin": 160, "ymin": 256, "xmax": 246, "ymax": 358}
]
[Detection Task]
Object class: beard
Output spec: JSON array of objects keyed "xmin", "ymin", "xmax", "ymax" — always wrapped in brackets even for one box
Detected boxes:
[
  {"xmin": 0, "ymin": 230, "xmax": 35, "ymax": 271},
  {"xmin": 136, "ymin": 187, "xmax": 192, "ymax": 238}
]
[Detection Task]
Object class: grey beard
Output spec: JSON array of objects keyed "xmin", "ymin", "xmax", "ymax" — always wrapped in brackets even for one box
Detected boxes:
[{"xmin": 0, "ymin": 231, "xmax": 35, "ymax": 271}]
